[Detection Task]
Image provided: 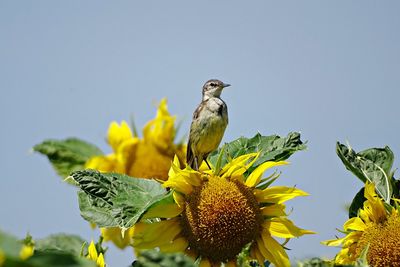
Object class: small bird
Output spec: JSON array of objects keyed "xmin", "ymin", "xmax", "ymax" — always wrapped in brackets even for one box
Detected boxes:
[{"xmin": 187, "ymin": 79, "xmax": 230, "ymax": 170}]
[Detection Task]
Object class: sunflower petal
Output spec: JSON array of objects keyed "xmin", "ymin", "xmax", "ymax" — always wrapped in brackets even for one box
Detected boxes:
[
  {"xmin": 220, "ymin": 153, "xmax": 259, "ymax": 178},
  {"xmin": 260, "ymin": 204, "xmax": 287, "ymax": 217},
  {"xmin": 142, "ymin": 203, "xmax": 183, "ymax": 219},
  {"xmin": 159, "ymin": 237, "xmax": 189, "ymax": 253},
  {"xmin": 107, "ymin": 121, "xmax": 133, "ymax": 152},
  {"xmin": 245, "ymin": 161, "xmax": 288, "ymax": 187},
  {"xmin": 343, "ymin": 217, "xmax": 366, "ymax": 231},
  {"xmin": 133, "ymin": 219, "xmax": 181, "ymax": 248},
  {"xmin": 264, "ymin": 218, "xmax": 316, "ymax": 238},
  {"xmin": 255, "ymin": 186, "xmax": 309, "ymax": 204},
  {"xmin": 257, "ymin": 235, "xmax": 290, "ymax": 267}
]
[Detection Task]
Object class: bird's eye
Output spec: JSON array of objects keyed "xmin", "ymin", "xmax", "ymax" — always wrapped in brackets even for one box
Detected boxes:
[{"xmin": 210, "ymin": 83, "xmax": 216, "ymax": 87}]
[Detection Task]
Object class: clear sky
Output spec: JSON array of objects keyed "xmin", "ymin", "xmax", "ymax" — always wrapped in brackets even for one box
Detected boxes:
[{"xmin": 1, "ymin": 1, "xmax": 400, "ymax": 266}]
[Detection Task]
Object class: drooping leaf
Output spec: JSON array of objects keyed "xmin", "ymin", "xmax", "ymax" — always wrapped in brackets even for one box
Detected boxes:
[
  {"xmin": 336, "ymin": 142, "xmax": 394, "ymax": 203},
  {"xmin": 35, "ymin": 234, "xmax": 88, "ymax": 255},
  {"xmin": 209, "ymin": 132, "xmax": 306, "ymax": 173},
  {"xmin": 26, "ymin": 250, "xmax": 96, "ymax": 267},
  {"xmin": 0, "ymin": 230, "xmax": 95, "ymax": 267},
  {"xmin": 348, "ymin": 187, "xmax": 366, "ymax": 219},
  {"xmin": 0, "ymin": 229, "xmax": 24, "ymax": 259},
  {"xmin": 71, "ymin": 170, "xmax": 167, "ymax": 228},
  {"xmin": 131, "ymin": 250, "xmax": 195, "ymax": 267},
  {"xmin": 33, "ymin": 138, "xmax": 103, "ymax": 179}
]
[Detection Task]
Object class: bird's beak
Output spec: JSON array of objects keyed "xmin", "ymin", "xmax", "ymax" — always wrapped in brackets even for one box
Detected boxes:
[{"xmin": 222, "ymin": 83, "xmax": 231, "ymax": 88}]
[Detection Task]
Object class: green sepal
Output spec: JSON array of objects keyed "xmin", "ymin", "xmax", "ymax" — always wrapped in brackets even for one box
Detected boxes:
[
  {"xmin": 33, "ymin": 138, "xmax": 103, "ymax": 180},
  {"xmin": 71, "ymin": 170, "xmax": 167, "ymax": 228},
  {"xmin": 209, "ymin": 132, "xmax": 306, "ymax": 173},
  {"xmin": 336, "ymin": 142, "xmax": 394, "ymax": 203}
]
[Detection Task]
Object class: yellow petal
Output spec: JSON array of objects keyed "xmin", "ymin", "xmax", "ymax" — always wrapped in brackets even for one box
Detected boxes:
[
  {"xmin": 343, "ymin": 217, "xmax": 366, "ymax": 231},
  {"xmin": 163, "ymin": 178, "xmax": 193, "ymax": 195},
  {"xmin": 107, "ymin": 121, "xmax": 133, "ymax": 152},
  {"xmin": 133, "ymin": 219, "xmax": 181, "ymax": 249},
  {"xmin": 255, "ymin": 186, "xmax": 309, "ymax": 204},
  {"xmin": 260, "ymin": 234, "xmax": 290, "ymax": 267},
  {"xmin": 87, "ymin": 241, "xmax": 98, "ymax": 261},
  {"xmin": 245, "ymin": 161, "xmax": 288, "ymax": 187},
  {"xmin": 199, "ymin": 258, "xmax": 212, "ymax": 267},
  {"xmin": 220, "ymin": 153, "xmax": 259, "ymax": 178},
  {"xmin": 85, "ymin": 154, "xmax": 122, "ymax": 173},
  {"xmin": 142, "ymin": 203, "xmax": 183, "ymax": 219},
  {"xmin": 250, "ymin": 245, "xmax": 265, "ymax": 266},
  {"xmin": 19, "ymin": 245, "xmax": 34, "ymax": 260},
  {"xmin": 322, "ymin": 237, "xmax": 346, "ymax": 247},
  {"xmin": 97, "ymin": 253, "xmax": 105, "ymax": 267},
  {"xmin": 264, "ymin": 218, "xmax": 315, "ymax": 238},
  {"xmin": 364, "ymin": 182, "xmax": 377, "ymax": 201},
  {"xmin": 260, "ymin": 204, "xmax": 287, "ymax": 217},
  {"xmin": 101, "ymin": 227, "xmax": 134, "ymax": 249},
  {"xmin": 159, "ymin": 237, "xmax": 189, "ymax": 253},
  {"xmin": 0, "ymin": 250, "xmax": 5, "ymax": 266}
]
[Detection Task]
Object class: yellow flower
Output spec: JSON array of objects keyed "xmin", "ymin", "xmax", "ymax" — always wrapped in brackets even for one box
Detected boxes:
[
  {"xmin": 133, "ymin": 153, "xmax": 314, "ymax": 267},
  {"xmin": 19, "ymin": 244, "xmax": 34, "ymax": 260},
  {"xmin": 86, "ymin": 98, "xmax": 186, "ymax": 180},
  {"xmin": 0, "ymin": 250, "xmax": 5, "ymax": 267},
  {"xmin": 324, "ymin": 182, "xmax": 400, "ymax": 266},
  {"xmin": 85, "ymin": 99, "xmax": 186, "ymax": 249},
  {"xmin": 87, "ymin": 241, "xmax": 105, "ymax": 267}
]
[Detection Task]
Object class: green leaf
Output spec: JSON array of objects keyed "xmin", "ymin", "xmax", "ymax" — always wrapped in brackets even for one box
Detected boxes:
[
  {"xmin": 71, "ymin": 170, "xmax": 167, "ymax": 228},
  {"xmin": 131, "ymin": 250, "xmax": 195, "ymax": 267},
  {"xmin": 33, "ymin": 138, "xmax": 103, "ymax": 179},
  {"xmin": 336, "ymin": 142, "xmax": 394, "ymax": 203},
  {"xmin": 348, "ymin": 187, "xmax": 366, "ymax": 218},
  {"xmin": 35, "ymin": 234, "xmax": 88, "ymax": 255},
  {"xmin": 209, "ymin": 132, "xmax": 306, "ymax": 172},
  {"xmin": 0, "ymin": 229, "xmax": 24, "ymax": 259},
  {"xmin": 26, "ymin": 251, "xmax": 96, "ymax": 267},
  {"xmin": 0, "ymin": 230, "xmax": 95, "ymax": 267}
]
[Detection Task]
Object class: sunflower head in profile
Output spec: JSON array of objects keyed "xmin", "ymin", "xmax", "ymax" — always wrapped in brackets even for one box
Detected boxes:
[
  {"xmin": 324, "ymin": 182, "xmax": 400, "ymax": 266},
  {"xmin": 133, "ymin": 153, "xmax": 314, "ymax": 267},
  {"xmin": 86, "ymin": 98, "xmax": 186, "ymax": 181},
  {"xmin": 85, "ymin": 99, "xmax": 186, "ymax": 249}
]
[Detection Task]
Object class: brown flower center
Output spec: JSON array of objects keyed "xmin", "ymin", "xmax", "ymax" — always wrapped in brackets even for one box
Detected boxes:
[
  {"xmin": 181, "ymin": 176, "xmax": 263, "ymax": 263},
  {"xmin": 356, "ymin": 213, "xmax": 400, "ymax": 267}
]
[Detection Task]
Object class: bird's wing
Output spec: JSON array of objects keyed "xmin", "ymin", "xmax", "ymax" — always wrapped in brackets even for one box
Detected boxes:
[{"xmin": 186, "ymin": 102, "xmax": 205, "ymax": 170}]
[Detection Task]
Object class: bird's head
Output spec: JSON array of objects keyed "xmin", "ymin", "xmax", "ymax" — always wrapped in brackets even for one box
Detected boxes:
[{"xmin": 202, "ymin": 79, "xmax": 230, "ymax": 100}]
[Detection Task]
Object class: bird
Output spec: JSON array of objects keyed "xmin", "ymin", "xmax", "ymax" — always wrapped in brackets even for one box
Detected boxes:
[{"xmin": 186, "ymin": 79, "xmax": 230, "ymax": 170}]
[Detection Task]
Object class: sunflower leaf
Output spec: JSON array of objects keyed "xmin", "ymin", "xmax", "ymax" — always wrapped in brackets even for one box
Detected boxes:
[
  {"xmin": 209, "ymin": 132, "xmax": 306, "ymax": 172},
  {"xmin": 131, "ymin": 250, "xmax": 195, "ymax": 267},
  {"xmin": 0, "ymin": 230, "xmax": 96, "ymax": 267},
  {"xmin": 33, "ymin": 138, "xmax": 103, "ymax": 179},
  {"xmin": 336, "ymin": 142, "xmax": 394, "ymax": 203},
  {"xmin": 348, "ymin": 187, "xmax": 366, "ymax": 218},
  {"xmin": 71, "ymin": 170, "xmax": 167, "ymax": 228},
  {"xmin": 35, "ymin": 234, "xmax": 89, "ymax": 256}
]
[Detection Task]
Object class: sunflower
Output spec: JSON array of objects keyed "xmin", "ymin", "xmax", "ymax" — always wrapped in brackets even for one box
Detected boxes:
[
  {"xmin": 133, "ymin": 153, "xmax": 314, "ymax": 267},
  {"xmin": 85, "ymin": 99, "xmax": 186, "ymax": 249},
  {"xmin": 85, "ymin": 98, "xmax": 186, "ymax": 181},
  {"xmin": 324, "ymin": 182, "xmax": 400, "ymax": 266}
]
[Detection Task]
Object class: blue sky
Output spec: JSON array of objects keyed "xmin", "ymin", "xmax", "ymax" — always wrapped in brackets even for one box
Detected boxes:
[{"xmin": 1, "ymin": 1, "xmax": 400, "ymax": 266}]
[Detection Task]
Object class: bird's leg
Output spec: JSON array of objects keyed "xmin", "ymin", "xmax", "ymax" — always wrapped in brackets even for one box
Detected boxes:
[{"xmin": 205, "ymin": 159, "xmax": 212, "ymax": 170}]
